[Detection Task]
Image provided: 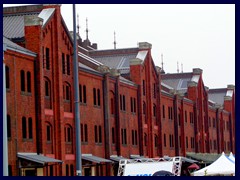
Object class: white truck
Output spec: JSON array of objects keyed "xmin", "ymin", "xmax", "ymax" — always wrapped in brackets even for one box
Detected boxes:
[{"xmin": 117, "ymin": 156, "xmax": 185, "ymax": 176}]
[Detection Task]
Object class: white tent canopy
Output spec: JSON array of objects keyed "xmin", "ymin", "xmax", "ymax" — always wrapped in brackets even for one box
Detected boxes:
[
  {"xmin": 228, "ymin": 152, "xmax": 235, "ymax": 163},
  {"xmin": 192, "ymin": 152, "xmax": 235, "ymax": 176}
]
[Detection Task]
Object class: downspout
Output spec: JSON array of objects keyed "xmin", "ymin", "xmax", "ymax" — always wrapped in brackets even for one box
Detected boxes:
[{"xmin": 103, "ymin": 73, "xmax": 111, "ymax": 176}]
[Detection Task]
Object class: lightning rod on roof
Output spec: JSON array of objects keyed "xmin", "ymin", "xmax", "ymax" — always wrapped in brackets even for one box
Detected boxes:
[
  {"xmin": 114, "ymin": 31, "xmax": 117, "ymax": 49},
  {"xmin": 161, "ymin": 53, "xmax": 164, "ymax": 71},
  {"xmin": 85, "ymin": 17, "xmax": 89, "ymax": 40},
  {"xmin": 177, "ymin": 61, "xmax": 179, "ymax": 73},
  {"xmin": 77, "ymin": 13, "xmax": 80, "ymax": 35},
  {"xmin": 181, "ymin": 63, "xmax": 183, "ymax": 73}
]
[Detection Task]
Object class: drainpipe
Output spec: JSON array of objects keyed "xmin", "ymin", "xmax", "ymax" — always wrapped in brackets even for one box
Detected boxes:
[{"xmin": 3, "ymin": 44, "xmax": 9, "ymax": 176}]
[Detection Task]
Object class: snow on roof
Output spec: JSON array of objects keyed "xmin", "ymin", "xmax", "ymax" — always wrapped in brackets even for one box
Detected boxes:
[{"xmin": 136, "ymin": 50, "xmax": 148, "ymax": 61}]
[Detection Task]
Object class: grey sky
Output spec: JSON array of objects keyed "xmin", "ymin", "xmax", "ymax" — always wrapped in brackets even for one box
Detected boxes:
[{"xmin": 4, "ymin": 4, "xmax": 235, "ymax": 89}]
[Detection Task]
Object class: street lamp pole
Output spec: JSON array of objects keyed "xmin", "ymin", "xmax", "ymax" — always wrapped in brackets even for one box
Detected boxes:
[{"xmin": 73, "ymin": 4, "xmax": 82, "ymax": 176}]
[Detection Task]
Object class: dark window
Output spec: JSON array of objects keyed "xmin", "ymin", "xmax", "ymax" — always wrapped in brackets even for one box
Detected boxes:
[
  {"xmin": 120, "ymin": 95, "xmax": 122, "ymax": 110},
  {"xmin": 121, "ymin": 128, "xmax": 127, "ymax": 145},
  {"xmin": 185, "ymin": 111, "xmax": 187, "ymax": 123},
  {"xmin": 5, "ymin": 66, "xmax": 10, "ymax": 89},
  {"xmin": 97, "ymin": 89, "xmax": 101, "ymax": 106},
  {"xmin": 62, "ymin": 53, "xmax": 65, "ymax": 74},
  {"xmin": 132, "ymin": 130, "xmax": 134, "ymax": 145},
  {"xmin": 94, "ymin": 125, "xmax": 98, "ymax": 143},
  {"xmin": 45, "ymin": 80, "xmax": 50, "ymax": 97},
  {"xmin": 70, "ymin": 164, "xmax": 74, "ymax": 176},
  {"xmin": 66, "ymin": 164, "xmax": 69, "ymax": 176},
  {"xmin": 27, "ymin": 71, "xmax": 31, "ymax": 93},
  {"xmin": 93, "ymin": 88, "xmax": 97, "ymax": 105},
  {"xmin": 83, "ymin": 85, "xmax": 87, "ymax": 103},
  {"xmin": 46, "ymin": 48, "xmax": 50, "ymax": 70},
  {"xmin": 99, "ymin": 126, "xmax": 102, "ymax": 143},
  {"xmin": 153, "ymin": 83, "xmax": 156, "ymax": 98},
  {"xmin": 20, "ymin": 70, "xmax": 25, "ymax": 92},
  {"xmin": 154, "ymin": 135, "xmax": 158, "ymax": 147},
  {"xmin": 123, "ymin": 95, "xmax": 126, "ymax": 111},
  {"xmin": 84, "ymin": 124, "xmax": 88, "ymax": 142},
  {"xmin": 8, "ymin": 165, "xmax": 12, "ymax": 176},
  {"xmin": 186, "ymin": 136, "xmax": 188, "ymax": 148},
  {"xmin": 134, "ymin": 98, "xmax": 136, "ymax": 113},
  {"xmin": 143, "ymin": 80, "xmax": 145, "ymax": 96},
  {"xmin": 162, "ymin": 105, "xmax": 165, "ymax": 119},
  {"xmin": 47, "ymin": 124, "xmax": 51, "ymax": 141},
  {"xmin": 28, "ymin": 118, "xmax": 32, "ymax": 139},
  {"xmin": 7, "ymin": 115, "xmax": 11, "ymax": 138},
  {"xmin": 112, "ymin": 127, "xmax": 115, "ymax": 144},
  {"xmin": 143, "ymin": 102, "xmax": 146, "ymax": 115},
  {"xmin": 130, "ymin": 97, "xmax": 133, "ymax": 112},
  {"xmin": 22, "ymin": 117, "xmax": 27, "ymax": 139},
  {"xmin": 42, "ymin": 47, "xmax": 45, "ymax": 68},
  {"xmin": 153, "ymin": 104, "xmax": 156, "ymax": 117},
  {"xmin": 79, "ymin": 84, "xmax": 82, "ymax": 103},
  {"xmin": 111, "ymin": 98, "xmax": 114, "ymax": 115},
  {"xmin": 164, "ymin": 134, "xmax": 166, "ymax": 147},
  {"xmin": 144, "ymin": 133, "xmax": 147, "ymax": 146},
  {"xmin": 67, "ymin": 54, "xmax": 70, "ymax": 75},
  {"xmin": 135, "ymin": 130, "xmax": 137, "ymax": 145}
]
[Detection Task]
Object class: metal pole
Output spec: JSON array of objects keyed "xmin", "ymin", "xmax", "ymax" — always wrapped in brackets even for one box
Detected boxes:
[
  {"xmin": 73, "ymin": 4, "xmax": 82, "ymax": 176},
  {"xmin": 3, "ymin": 44, "xmax": 9, "ymax": 176}
]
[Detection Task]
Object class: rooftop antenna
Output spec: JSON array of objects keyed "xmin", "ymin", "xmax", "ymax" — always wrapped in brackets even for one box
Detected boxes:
[
  {"xmin": 113, "ymin": 31, "xmax": 117, "ymax": 49},
  {"xmin": 177, "ymin": 61, "xmax": 179, "ymax": 73},
  {"xmin": 77, "ymin": 14, "xmax": 80, "ymax": 35},
  {"xmin": 181, "ymin": 63, "xmax": 183, "ymax": 73},
  {"xmin": 161, "ymin": 53, "xmax": 164, "ymax": 71},
  {"xmin": 85, "ymin": 17, "xmax": 89, "ymax": 40}
]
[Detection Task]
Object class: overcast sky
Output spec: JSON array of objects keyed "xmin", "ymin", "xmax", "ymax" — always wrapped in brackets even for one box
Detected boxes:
[{"xmin": 4, "ymin": 4, "xmax": 235, "ymax": 89}]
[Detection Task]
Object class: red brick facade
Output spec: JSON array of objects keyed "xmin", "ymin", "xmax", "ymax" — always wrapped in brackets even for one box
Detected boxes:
[{"xmin": 3, "ymin": 4, "xmax": 235, "ymax": 176}]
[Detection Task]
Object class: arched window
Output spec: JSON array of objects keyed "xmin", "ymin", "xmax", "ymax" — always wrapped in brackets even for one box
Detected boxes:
[
  {"xmin": 65, "ymin": 125, "xmax": 72, "ymax": 143},
  {"xmin": 22, "ymin": 117, "xmax": 27, "ymax": 139},
  {"xmin": 20, "ymin": 70, "xmax": 25, "ymax": 92},
  {"xmin": 97, "ymin": 89, "xmax": 101, "ymax": 106},
  {"xmin": 5, "ymin": 66, "xmax": 10, "ymax": 89},
  {"xmin": 27, "ymin": 71, "xmax": 31, "ymax": 93},
  {"xmin": 70, "ymin": 164, "xmax": 74, "ymax": 176}
]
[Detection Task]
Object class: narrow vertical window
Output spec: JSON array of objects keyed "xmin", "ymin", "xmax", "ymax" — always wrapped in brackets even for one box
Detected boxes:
[
  {"xmin": 134, "ymin": 98, "xmax": 136, "ymax": 113},
  {"xmin": 27, "ymin": 71, "xmax": 31, "ymax": 93},
  {"xmin": 144, "ymin": 133, "xmax": 147, "ymax": 146},
  {"xmin": 93, "ymin": 88, "xmax": 96, "ymax": 105},
  {"xmin": 42, "ymin": 46, "xmax": 45, "ymax": 68},
  {"xmin": 135, "ymin": 130, "xmax": 137, "ymax": 145},
  {"xmin": 163, "ymin": 134, "xmax": 166, "ymax": 147},
  {"xmin": 97, "ymin": 89, "xmax": 101, "ymax": 106},
  {"xmin": 84, "ymin": 124, "xmax": 88, "ymax": 142},
  {"xmin": 162, "ymin": 105, "xmax": 165, "ymax": 118},
  {"xmin": 83, "ymin": 85, "xmax": 87, "ymax": 103},
  {"xmin": 94, "ymin": 125, "xmax": 98, "ymax": 143},
  {"xmin": 70, "ymin": 164, "xmax": 74, "ymax": 176},
  {"xmin": 185, "ymin": 111, "xmax": 187, "ymax": 123},
  {"xmin": 143, "ymin": 80, "xmax": 145, "ymax": 96},
  {"xmin": 111, "ymin": 98, "xmax": 114, "ymax": 115},
  {"xmin": 186, "ymin": 137, "xmax": 188, "ymax": 148},
  {"xmin": 20, "ymin": 70, "xmax": 25, "ymax": 92},
  {"xmin": 81, "ymin": 124, "xmax": 83, "ymax": 142},
  {"xmin": 120, "ymin": 95, "xmax": 122, "ymax": 110},
  {"xmin": 28, "ymin": 118, "xmax": 32, "ymax": 139},
  {"xmin": 7, "ymin": 115, "xmax": 11, "ymax": 138},
  {"xmin": 132, "ymin": 130, "xmax": 134, "ymax": 145},
  {"xmin": 66, "ymin": 164, "xmax": 69, "ymax": 176},
  {"xmin": 123, "ymin": 95, "xmax": 126, "ymax": 111},
  {"xmin": 99, "ymin": 126, "xmax": 102, "ymax": 143},
  {"xmin": 46, "ymin": 48, "xmax": 50, "ymax": 70},
  {"xmin": 67, "ymin": 54, "xmax": 70, "ymax": 75},
  {"xmin": 143, "ymin": 102, "xmax": 146, "ymax": 115},
  {"xmin": 79, "ymin": 84, "xmax": 82, "ymax": 103},
  {"xmin": 130, "ymin": 97, "xmax": 133, "ymax": 112},
  {"xmin": 112, "ymin": 127, "xmax": 115, "ymax": 144},
  {"xmin": 5, "ymin": 66, "xmax": 10, "ymax": 89},
  {"xmin": 62, "ymin": 53, "xmax": 65, "ymax": 74},
  {"xmin": 22, "ymin": 117, "xmax": 27, "ymax": 139},
  {"xmin": 45, "ymin": 80, "xmax": 49, "ymax": 97},
  {"xmin": 47, "ymin": 124, "xmax": 51, "ymax": 141},
  {"xmin": 67, "ymin": 127, "xmax": 71, "ymax": 142},
  {"xmin": 124, "ymin": 129, "xmax": 127, "ymax": 144}
]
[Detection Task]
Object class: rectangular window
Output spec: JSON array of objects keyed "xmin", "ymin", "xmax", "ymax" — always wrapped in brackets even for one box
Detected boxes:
[
  {"xmin": 47, "ymin": 125, "xmax": 51, "ymax": 141},
  {"xmin": 97, "ymin": 89, "xmax": 101, "ymax": 106},
  {"xmin": 99, "ymin": 126, "xmax": 102, "ymax": 143},
  {"xmin": 46, "ymin": 48, "xmax": 50, "ymax": 70},
  {"xmin": 67, "ymin": 54, "xmax": 70, "ymax": 75},
  {"xmin": 62, "ymin": 53, "xmax": 65, "ymax": 74},
  {"xmin": 7, "ymin": 115, "xmax": 11, "ymax": 138},
  {"xmin": 94, "ymin": 125, "xmax": 98, "ymax": 143},
  {"xmin": 143, "ymin": 80, "xmax": 145, "ymax": 96},
  {"xmin": 28, "ymin": 118, "xmax": 32, "ymax": 139},
  {"xmin": 112, "ymin": 127, "xmax": 115, "ymax": 144},
  {"xmin": 83, "ymin": 85, "xmax": 87, "ymax": 103},
  {"xmin": 22, "ymin": 117, "xmax": 27, "ymax": 139},
  {"xmin": 5, "ymin": 66, "xmax": 10, "ymax": 89},
  {"xmin": 162, "ymin": 105, "xmax": 165, "ymax": 119},
  {"xmin": 186, "ymin": 136, "xmax": 188, "ymax": 149},
  {"xmin": 185, "ymin": 111, "xmax": 187, "ymax": 123},
  {"xmin": 93, "ymin": 88, "xmax": 97, "ymax": 105},
  {"xmin": 164, "ymin": 134, "xmax": 166, "ymax": 147},
  {"xmin": 84, "ymin": 124, "xmax": 88, "ymax": 142}
]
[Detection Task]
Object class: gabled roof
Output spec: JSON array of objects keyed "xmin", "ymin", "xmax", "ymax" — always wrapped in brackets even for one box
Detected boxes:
[
  {"xmin": 208, "ymin": 88, "xmax": 227, "ymax": 106},
  {"xmin": 3, "ymin": 36, "xmax": 37, "ymax": 57},
  {"xmin": 161, "ymin": 72, "xmax": 193, "ymax": 93},
  {"xmin": 89, "ymin": 48, "xmax": 139, "ymax": 75}
]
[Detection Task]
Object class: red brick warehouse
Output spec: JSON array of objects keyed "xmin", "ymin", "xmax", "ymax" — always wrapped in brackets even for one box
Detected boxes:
[{"xmin": 3, "ymin": 4, "xmax": 235, "ymax": 176}]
